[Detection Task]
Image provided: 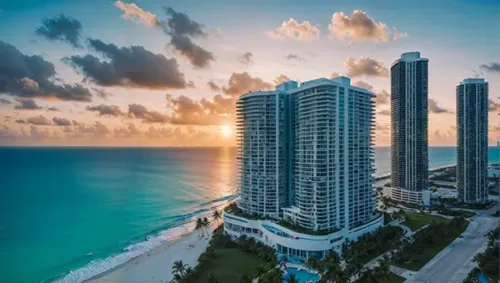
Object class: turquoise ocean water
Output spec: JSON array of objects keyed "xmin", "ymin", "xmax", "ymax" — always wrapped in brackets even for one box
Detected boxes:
[{"xmin": 0, "ymin": 146, "xmax": 499, "ymax": 283}]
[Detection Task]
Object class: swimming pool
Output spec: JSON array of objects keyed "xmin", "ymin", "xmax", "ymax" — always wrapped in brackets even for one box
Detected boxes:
[
  {"xmin": 284, "ymin": 267, "xmax": 320, "ymax": 283},
  {"xmin": 477, "ymin": 272, "xmax": 491, "ymax": 283}
]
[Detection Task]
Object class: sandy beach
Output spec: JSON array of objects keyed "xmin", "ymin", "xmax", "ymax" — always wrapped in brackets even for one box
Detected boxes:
[{"xmin": 84, "ymin": 222, "xmax": 218, "ymax": 283}]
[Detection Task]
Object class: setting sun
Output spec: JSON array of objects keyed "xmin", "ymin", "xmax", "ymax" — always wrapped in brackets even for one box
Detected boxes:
[{"xmin": 221, "ymin": 125, "xmax": 232, "ymax": 137}]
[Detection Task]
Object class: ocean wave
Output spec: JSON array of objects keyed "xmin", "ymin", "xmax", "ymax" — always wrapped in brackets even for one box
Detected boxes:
[{"xmin": 52, "ymin": 194, "xmax": 238, "ymax": 283}]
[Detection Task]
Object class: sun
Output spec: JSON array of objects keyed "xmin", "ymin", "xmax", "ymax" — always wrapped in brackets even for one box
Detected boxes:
[{"xmin": 221, "ymin": 125, "xmax": 232, "ymax": 137}]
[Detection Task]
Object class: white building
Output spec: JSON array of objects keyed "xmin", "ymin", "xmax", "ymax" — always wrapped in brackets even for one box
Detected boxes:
[
  {"xmin": 226, "ymin": 77, "xmax": 382, "ymax": 260},
  {"xmin": 456, "ymin": 78, "xmax": 489, "ymax": 203},
  {"xmin": 390, "ymin": 52, "xmax": 430, "ymax": 205}
]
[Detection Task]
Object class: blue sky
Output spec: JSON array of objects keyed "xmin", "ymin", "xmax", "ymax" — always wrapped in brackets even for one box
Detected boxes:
[{"xmin": 0, "ymin": 0, "xmax": 498, "ymax": 146}]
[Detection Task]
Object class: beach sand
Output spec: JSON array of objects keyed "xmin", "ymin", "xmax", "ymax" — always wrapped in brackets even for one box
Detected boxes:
[{"xmin": 84, "ymin": 222, "xmax": 218, "ymax": 283}]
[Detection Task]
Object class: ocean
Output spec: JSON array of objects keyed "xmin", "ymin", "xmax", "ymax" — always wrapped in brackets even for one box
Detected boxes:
[{"xmin": 0, "ymin": 146, "xmax": 499, "ymax": 283}]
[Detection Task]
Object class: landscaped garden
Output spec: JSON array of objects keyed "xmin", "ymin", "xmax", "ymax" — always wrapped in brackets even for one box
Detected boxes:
[
  {"xmin": 342, "ymin": 226, "xmax": 404, "ymax": 264},
  {"xmin": 401, "ymin": 211, "xmax": 449, "ymax": 231},
  {"xmin": 392, "ymin": 217, "xmax": 469, "ymax": 271}
]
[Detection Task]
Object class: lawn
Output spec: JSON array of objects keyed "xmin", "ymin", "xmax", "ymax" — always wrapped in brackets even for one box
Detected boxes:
[
  {"xmin": 402, "ymin": 211, "xmax": 449, "ymax": 231},
  {"xmin": 393, "ymin": 218, "xmax": 469, "ymax": 271},
  {"xmin": 191, "ymin": 248, "xmax": 264, "ymax": 283}
]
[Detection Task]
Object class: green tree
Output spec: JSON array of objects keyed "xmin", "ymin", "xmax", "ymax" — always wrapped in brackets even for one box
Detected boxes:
[{"xmin": 212, "ymin": 210, "xmax": 222, "ymax": 227}]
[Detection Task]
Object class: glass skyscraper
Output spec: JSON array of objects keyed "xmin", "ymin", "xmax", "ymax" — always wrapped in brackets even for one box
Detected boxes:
[
  {"xmin": 456, "ymin": 78, "xmax": 489, "ymax": 203},
  {"xmin": 390, "ymin": 52, "xmax": 429, "ymax": 204}
]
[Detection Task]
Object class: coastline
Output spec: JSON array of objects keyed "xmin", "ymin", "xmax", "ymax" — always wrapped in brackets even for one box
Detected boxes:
[
  {"xmin": 82, "ymin": 221, "xmax": 218, "ymax": 283},
  {"xmin": 57, "ymin": 164, "xmax": 460, "ymax": 283}
]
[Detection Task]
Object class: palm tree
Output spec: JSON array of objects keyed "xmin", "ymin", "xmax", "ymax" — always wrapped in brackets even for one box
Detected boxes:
[
  {"xmin": 195, "ymin": 218, "xmax": 205, "ymax": 238},
  {"xmin": 172, "ymin": 260, "xmax": 187, "ymax": 277},
  {"xmin": 212, "ymin": 210, "xmax": 222, "ymax": 227},
  {"xmin": 285, "ymin": 273, "xmax": 299, "ymax": 283},
  {"xmin": 203, "ymin": 217, "xmax": 210, "ymax": 237},
  {"xmin": 208, "ymin": 274, "xmax": 220, "ymax": 283}
]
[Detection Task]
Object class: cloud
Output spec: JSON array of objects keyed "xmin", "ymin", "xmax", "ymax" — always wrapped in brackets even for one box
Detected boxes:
[
  {"xmin": 74, "ymin": 121, "xmax": 111, "ymax": 138},
  {"xmin": 26, "ymin": 115, "xmax": 51, "ymax": 125},
  {"xmin": 114, "ymin": 3, "xmax": 214, "ymax": 68},
  {"xmin": 274, "ymin": 74, "xmax": 291, "ymax": 85},
  {"xmin": 207, "ymin": 81, "xmax": 221, "ymax": 92},
  {"xmin": 428, "ymin": 98, "xmax": 452, "ymax": 114},
  {"xmin": 329, "ymin": 10, "xmax": 407, "ymax": 44},
  {"xmin": 267, "ymin": 18, "xmax": 320, "ymax": 41},
  {"xmin": 0, "ymin": 98, "xmax": 12, "ymax": 104},
  {"xmin": 489, "ymin": 99, "xmax": 500, "ymax": 111},
  {"xmin": 52, "ymin": 117, "xmax": 72, "ymax": 126},
  {"xmin": 166, "ymin": 94, "xmax": 229, "ymax": 126},
  {"xmin": 222, "ymin": 72, "xmax": 272, "ymax": 96},
  {"xmin": 330, "ymin": 72, "xmax": 341, "ymax": 78},
  {"xmin": 92, "ymin": 88, "xmax": 112, "ymax": 99},
  {"xmin": 378, "ymin": 110, "xmax": 391, "ymax": 116},
  {"xmin": 237, "ymin": 52, "xmax": 253, "ymax": 65},
  {"xmin": 14, "ymin": 98, "xmax": 42, "ymax": 110},
  {"xmin": 345, "ymin": 57, "xmax": 388, "ymax": 77},
  {"xmin": 128, "ymin": 104, "xmax": 169, "ymax": 123},
  {"xmin": 353, "ymin": 81, "xmax": 390, "ymax": 104},
  {"xmin": 0, "ymin": 41, "xmax": 92, "ymax": 101},
  {"xmin": 163, "ymin": 7, "xmax": 214, "ymax": 68},
  {"xmin": 64, "ymin": 39, "xmax": 187, "ymax": 89},
  {"xmin": 376, "ymin": 123, "xmax": 390, "ymax": 131},
  {"xmin": 284, "ymin": 54, "xmax": 305, "ymax": 62},
  {"xmin": 35, "ymin": 14, "xmax": 83, "ymax": 47},
  {"xmin": 87, "ymin": 104, "xmax": 124, "ymax": 117},
  {"xmin": 114, "ymin": 1, "xmax": 159, "ymax": 27},
  {"xmin": 114, "ymin": 123, "xmax": 142, "ymax": 138},
  {"xmin": 480, "ymin": 62, "xmax": 500, "ymax": 73}
]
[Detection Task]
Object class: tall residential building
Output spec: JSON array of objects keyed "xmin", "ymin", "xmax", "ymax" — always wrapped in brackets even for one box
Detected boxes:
[
  {"xmin": 390, "ymin": 52, "xmax": 429, "ymax": 205},
  {"xmin": 456, "ymin": 78, "xmax": 489, "ymax": 203},
  {"xmin": 236, "ymin": 86, "xmax": 291, "ymax": 218},
  {"xmin": 227, "ymin": 77, "xmax": 383, "ymax": 260},
  {"xmin": 285, "ymin": 77, "xmax": 375, "ymax": 231}
]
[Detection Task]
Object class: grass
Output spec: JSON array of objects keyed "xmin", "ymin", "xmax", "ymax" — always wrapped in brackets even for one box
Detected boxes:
[
  {"xmin": 388, "ymin": 273, "xmax": 406, "ymax": 283},
  {"xmin": 402, "ymin": 211, "xmax": 449, "ymax": 231},
  {"xmin": 191, "ymin": 248, "xmax": 264, "ymax": 283},
  {"xmin": 393, "ymin": 218, "xmax": 469, "ymax": 271}
]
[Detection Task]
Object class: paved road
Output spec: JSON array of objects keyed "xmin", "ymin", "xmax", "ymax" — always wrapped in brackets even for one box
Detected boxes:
[{"xmin": 405, "ymin": 205, "xmax": 499, "ymax": 283}]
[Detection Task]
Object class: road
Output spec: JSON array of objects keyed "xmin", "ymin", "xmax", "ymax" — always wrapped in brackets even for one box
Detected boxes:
[{"xmin": 405, "ymin": 205, "xmax": 499, "ymax": 283}]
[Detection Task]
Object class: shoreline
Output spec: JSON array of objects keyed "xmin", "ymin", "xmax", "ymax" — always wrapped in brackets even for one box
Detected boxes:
[{"xmin": 81, "ymin": 221, "xmax": 218, "ymax": 283}]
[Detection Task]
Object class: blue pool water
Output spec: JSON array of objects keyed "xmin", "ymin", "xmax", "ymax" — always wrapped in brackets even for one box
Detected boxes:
[
  {"xmin": 284, "ymin": 267, "xmax": 320, "ymax": 283},
  {"xmin": 477, "ymin": 272, "xmax": 491, "ymax": 283}
]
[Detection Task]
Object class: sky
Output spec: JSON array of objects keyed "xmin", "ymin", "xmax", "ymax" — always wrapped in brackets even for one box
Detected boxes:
[{"xmin": 0, "ymin": 0, "xmax": 499, "ymax": 146}]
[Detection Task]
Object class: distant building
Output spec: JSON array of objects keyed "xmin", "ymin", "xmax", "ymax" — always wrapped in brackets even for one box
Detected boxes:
[
  {"xmin": 456, "ymin": 78, "xmax": 489, "ymax": 203},
  {"xmin": 389, "ymin": 52, "xmax": 429, "ymax": 205},
  {"xmin": 226, "ymin": 76, "xmax": 383, "ymax": 260}
]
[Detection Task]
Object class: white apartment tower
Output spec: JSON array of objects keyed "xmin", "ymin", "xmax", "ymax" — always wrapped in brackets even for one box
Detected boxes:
[
  {"xmin": 236, "ymin": 77, "xmax": 376, "ymax": 231},
  {"xmin": 236, "ymin": 82, "xmax": 295, "ymax": 218},
  {"xmin": 456, "ymin": 78, "xmax": 489, "ymax": 203}
]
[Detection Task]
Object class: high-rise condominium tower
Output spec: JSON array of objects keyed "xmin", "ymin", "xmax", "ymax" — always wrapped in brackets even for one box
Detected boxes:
[
  {"xmin": 236, "ymin": 84, "xmax": 292, "ymax": 218},
  {"xmin": 236, "ymin": 77, "xmax": 375, "ymax": 231},
  {"xmin": 456, "ymin": 78, "xmax": 489, "ymax": 203},
  {"xmin": 227, "ymin": 77, "xmax": 382, "ymax": 260},
  {"xmin": 390, "ymin": 52, "xmax": 429, "ymax": 202}
]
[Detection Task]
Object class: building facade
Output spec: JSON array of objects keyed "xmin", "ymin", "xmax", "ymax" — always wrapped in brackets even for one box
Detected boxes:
[
  {"xmin": 456, "ymin": 78, "xmax": 489, "ymax": 203},
  {"xmin": 227, "ymin": 76, "xmax": 382, "ymax": 260},
  {"xmin": 390, "ymin": 52, "xmax": 429, "ymax": 204},
  {"xmin": 236, "ymin": 89, "xmax": 289, "ymax": 218}
]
